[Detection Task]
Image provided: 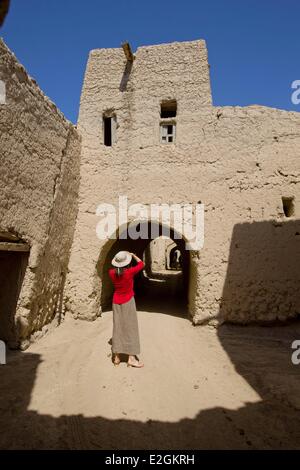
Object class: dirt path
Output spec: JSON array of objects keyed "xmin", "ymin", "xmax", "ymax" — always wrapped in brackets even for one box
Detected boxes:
[{"xmin": 1, "ymin": 308, "xmax": 300, "ymax": 449}]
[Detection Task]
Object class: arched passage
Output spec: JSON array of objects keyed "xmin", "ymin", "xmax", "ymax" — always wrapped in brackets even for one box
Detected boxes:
[
  {"xmin": 97, "ymin": 221, "xmax": 190, "ymax": 317},
  {"xmin": 0, "ymin": 232, "xmax": 30, "ymax": 344}
]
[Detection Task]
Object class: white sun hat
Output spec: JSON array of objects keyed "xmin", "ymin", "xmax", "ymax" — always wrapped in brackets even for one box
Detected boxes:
[{"xmin": 111, "ymin": 251, "xmax": 132, "ymax": 268}]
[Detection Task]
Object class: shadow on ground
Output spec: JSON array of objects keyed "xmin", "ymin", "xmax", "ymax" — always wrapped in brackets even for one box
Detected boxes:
[{"xmin": 1, "ymin": 321, "xmax": 300, "ymax": 449}]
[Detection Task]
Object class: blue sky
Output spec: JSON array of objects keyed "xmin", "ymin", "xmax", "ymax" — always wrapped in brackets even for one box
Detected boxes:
[{"xmin": 1, "ymin": 0, "xmax": 300, "ymax": 123}]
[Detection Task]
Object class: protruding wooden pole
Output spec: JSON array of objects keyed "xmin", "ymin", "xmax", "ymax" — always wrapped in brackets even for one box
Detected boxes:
[
  {"xmin": 0, "ymin": 242, "xmax": 30, "ymax": 252},
  {"xmin": 122, "ymin": 42, "xmax": 134, "ymax": 62},
  {"xmin": 0, "ymin": 0, "xmax": 10, "ymax": 27},
  {"xmin": 0, "ymin": 231, "xmax": 20, "ymax": 242}
]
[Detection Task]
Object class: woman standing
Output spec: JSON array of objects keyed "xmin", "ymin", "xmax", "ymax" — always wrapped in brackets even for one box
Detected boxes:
[{"xmin": 109, "ymin": 251, "xmax": 145, "ymax": 368}]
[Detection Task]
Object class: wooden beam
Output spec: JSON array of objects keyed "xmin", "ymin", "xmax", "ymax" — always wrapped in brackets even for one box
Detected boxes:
[
  {"xmin": 0, "ymin": 242, "xmax": 30, "ymax": 252},
  {"xmin": 122, "ymin": 42, "xmax": 134, "ymax": 62},
  {"xmin": 0, "ymin": 0, "xmax": 10, "ymax": 27},
  {"xmin": 0, "ymin": 231, "xmax": 20, "ymax": 242}
]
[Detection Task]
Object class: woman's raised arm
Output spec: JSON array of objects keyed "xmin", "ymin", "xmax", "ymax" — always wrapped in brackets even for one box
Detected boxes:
[{"xmin": 129, "ymin": 253, "xmax": 145, "ymax": 274}]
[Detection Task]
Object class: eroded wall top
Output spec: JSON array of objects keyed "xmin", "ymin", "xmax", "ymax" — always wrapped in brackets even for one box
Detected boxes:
[
  {"xmin": 78, "ymin": 40, "xmax": 212, "ymax": 149},
  {"xmin": 0, "ymin": 38, "xmax": 80, "ymax": 247}
]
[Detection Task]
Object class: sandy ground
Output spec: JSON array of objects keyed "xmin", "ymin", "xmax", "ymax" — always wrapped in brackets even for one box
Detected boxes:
[{"xmin": 1, "ymin": 303, "xmax": 300, "ymax": 449}]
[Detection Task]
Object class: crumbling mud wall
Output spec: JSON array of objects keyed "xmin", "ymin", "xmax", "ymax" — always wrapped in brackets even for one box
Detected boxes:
[
  {"xmin": 0, "ymin": 39, "xmax": 81, "ymax": 347},
  {"xmin": 219, "ymin": 220, "xmax": 300, "ymax": 323},
  {"xmin": 191, "ymin": 105, "xmax": 300, "ymax": 324},
  {"xmin": 67, "ymin": 39, "xmax": 300, "ymax": 325}
]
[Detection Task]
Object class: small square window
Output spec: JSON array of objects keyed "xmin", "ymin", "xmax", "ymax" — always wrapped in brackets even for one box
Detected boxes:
[
  {"xmin": 282, "ymin": 196, "xmax": 295, "ymax": 217},
  {"xmin": 160, "ymin": 124, "xmax": 176, "ymax": 144},
  {"xmin": 161, "ymin": 100, "xmax": 177, "ymax": 118}
]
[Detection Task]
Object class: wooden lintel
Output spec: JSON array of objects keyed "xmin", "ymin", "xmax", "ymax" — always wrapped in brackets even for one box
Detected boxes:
[
  {"xmin": 122, "ymin": 42, "xmax": 134, "ymax": 62},
  {"xmin": 0, "ymin": 231, "xmax": 20, "ymax": 242},
  {"xmin": 0, "ymin": 242, "xmax": 30, "ymax": 252},
  {"xmin": 0, "ymin": 0, "xmax": 10, "ymax": 27}
]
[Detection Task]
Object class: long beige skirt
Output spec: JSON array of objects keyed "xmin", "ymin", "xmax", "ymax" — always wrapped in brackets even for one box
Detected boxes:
[{"xmin": 112, "ymin": 296, "xmax": 140, "ymax": 356}]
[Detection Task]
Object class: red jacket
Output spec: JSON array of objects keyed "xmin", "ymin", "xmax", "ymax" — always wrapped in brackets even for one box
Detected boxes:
[{"xmin": 109, "ymin": 261, "xmax": 145, "ymax": 304}]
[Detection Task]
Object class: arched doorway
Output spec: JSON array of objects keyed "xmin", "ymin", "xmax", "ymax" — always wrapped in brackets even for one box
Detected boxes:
[
  {"xmin": 98, "ymin": 221, "xmax": 190, "ymax": 317},
  {"xmin": 0, "ymin": 232, "xmax": 30, "ymax": 345}
]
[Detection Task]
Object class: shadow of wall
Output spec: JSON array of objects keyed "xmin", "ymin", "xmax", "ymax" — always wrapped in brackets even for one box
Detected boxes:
[
  {"xmin": 218, "ymin": 220, "xmax": 300, "ymax": 324},
  {"xmin": 1, "ymin": 337, "xmax": 300, "ymax": 450},
  {"xmin": 214, "ymin": 219, "xmax": 300, "ymax": 448},
  {"xmin": 25, "ymin": 127, "xmax": 81, "ymax": 342},
  {"xmin": 0, "ymin": 251, "xmax": 28, "ymax": 344}
]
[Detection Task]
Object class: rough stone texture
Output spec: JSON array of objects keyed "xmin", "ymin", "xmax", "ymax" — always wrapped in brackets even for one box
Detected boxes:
[
  {"xmin": 0, "ymin": 0, "xmax": 10, "ymax": 27},
  {"xmin": 67, "ymin": 39, "xmax": 300, "ymax": 325},
  {"xmin": 0, "ymin": 39, "xmax": 81, "ymax": 345}
]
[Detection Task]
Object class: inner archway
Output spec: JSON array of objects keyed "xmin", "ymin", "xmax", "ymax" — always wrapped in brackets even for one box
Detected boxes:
[
  {"xmin": 99, "ymin": 221, "xmax": 190, "ymax": 317},
  {"xmin": 0, "ymin": 232, "xmax": 30, "ymax": 345}
]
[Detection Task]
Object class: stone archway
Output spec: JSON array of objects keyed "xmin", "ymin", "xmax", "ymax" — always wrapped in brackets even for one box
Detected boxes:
[{"xmin": 97, "ymin": 220, "xmax": 192, "ymax": 317}]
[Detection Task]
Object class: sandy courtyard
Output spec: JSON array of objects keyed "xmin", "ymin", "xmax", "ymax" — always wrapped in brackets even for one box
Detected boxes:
[{"xmin": 1, "ymin": 306, "xmax": 300, "ymax": 450}]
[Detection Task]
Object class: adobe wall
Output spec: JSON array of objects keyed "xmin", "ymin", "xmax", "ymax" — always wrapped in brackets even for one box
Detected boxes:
[
  {"xmin": 192, "ymin": 105, "xmax": 300, "ymax": 324},
  {"xmin": 66, "ymin": 40, "xmax": 211, "ymax": 320},
  {"xmin": 67, "ymin": 39, "xmax": 300, "ymax": 325},
  {"xmin": 0, "ymin": 39, "xmax": 81, "ymax": 346}
]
